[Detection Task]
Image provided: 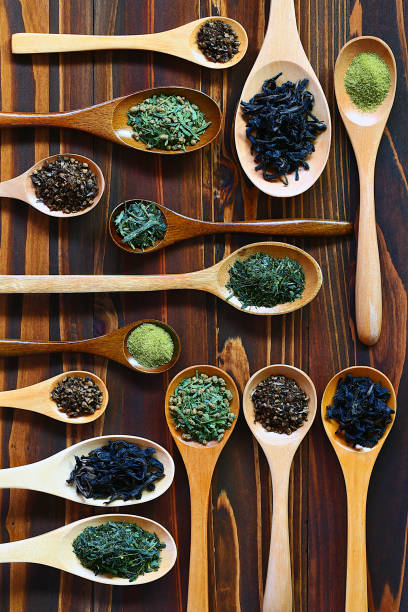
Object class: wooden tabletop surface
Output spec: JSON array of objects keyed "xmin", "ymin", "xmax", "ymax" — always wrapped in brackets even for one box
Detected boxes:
[{"xmin": 0, "ymin": 0, "xmax": 406, "ymax": 610}]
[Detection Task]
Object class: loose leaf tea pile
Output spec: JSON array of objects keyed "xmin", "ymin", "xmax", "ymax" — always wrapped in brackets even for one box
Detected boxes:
[
  {"xmin": 114, "ymin": 200, "xmax": 167, "ymax": 250},
  {"xmin": 241, "ymin": 74, "xmax": 327, "ymax": 184},
  {"xmin": 51, "ymin": 376, "xmax": 103, "ymax": 418},
  {"xmin": 196, "ymin": 19, "xmax": 240, "ymax": 63},
  {"xmin": 73, "ymin": 521, "xmax": 165, "ymax": 581},
  {"xmin": 326, "ymin": 374, "xmax": 394, "ymax": 448},
  {"xmin": 226, "ymin": 253, "xmax": 305, "ymax": 308},
  {"xmin": 345, "ymin": 52, "xmax": 390, "ymax": 112},
  {"xmin": 67, "ymin": 440, "xmax": 165, "ymax": 503},
  {"xmin": 169, "ymin": 371, "xmax": 235, "ymax": 444},
  {"xmin": 251, "ymin": 375, "xmax": 309, "ymax": 434},
  {"xmin": 127, "ymin": 94, "xmax": 211, "ymax": 151}
]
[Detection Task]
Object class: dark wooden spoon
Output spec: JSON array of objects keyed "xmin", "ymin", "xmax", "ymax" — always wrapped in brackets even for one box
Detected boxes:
[{"xmin": 0, "ymin": 86, "xmax": 222, "ymax": 154}]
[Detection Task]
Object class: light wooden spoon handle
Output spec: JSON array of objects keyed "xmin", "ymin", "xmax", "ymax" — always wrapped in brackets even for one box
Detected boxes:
[
  {"xmin": 205, "ymin": 219, "xmax": 352, "ymax": 236},
  {"xmin": 13, "ymin": 33, "xmax": 155, "ymax": 53},
  {"xmin": 0, "ymin": 532, "xmax": 51, "ymax": 563},
  {"xmin": 0, "ymin": 462, "xmax": 41, "ymax": 490}
]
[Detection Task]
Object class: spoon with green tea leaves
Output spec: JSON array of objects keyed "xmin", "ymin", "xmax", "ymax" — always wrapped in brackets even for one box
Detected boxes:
[
  {"xmin": 13, "ymin": 16, "xmax": 248, "ymax": 69},
  {"xmin": 165, "ymin": 365, "xmax": 240, "ymax": 612},
  {"xmin": 0, "ymin": 434, "xmax": 174, "ymax": 506},
  {"xmin": 322, "ymin": 366, "xmax": 396, "ymax": 612},
  {"xmin": 109, "ymin": 199, "xmax": 353, "ymax": 254},
  {"xmin": 243, "ymin": 364, "xmax": 317, "ymax": 612},
  {"xmin": 0, "ymin": 513, "xmax": 177, "ymax": 585},
  {"xmin": 0, "ymin": 153, "xmax": 104, "ymax": 217},
  {"xmin": 0, "ymin": 86, "xmax": 221, "ymax": 154},
  {"xmin": 0, "ymin": 242, "xmax": 322, "ymax": 316}
]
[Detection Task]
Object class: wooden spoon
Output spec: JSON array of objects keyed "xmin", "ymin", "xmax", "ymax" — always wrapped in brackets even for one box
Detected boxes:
[
  {"xmin": 0, "ymin": 434, "xmax": 174, "ymax": 506},
  {"xmin": 321, "ymin": 365, "xmax": 396, "ymax": 612},
  {"xmin": 234, "ymin": 0, "xmax": 331, "ymax": 198},
  {"xmin": 0, "ymin": 86, "xmax": 221, "ymax": 154},
  {"xmin": 0, "ymin": 513, "xmax": 177, "ymax": 585},
  {"xmin": 0, "ymin": 370, "xmax": 108, "ymax": 424},
  {"xmin": 334, "ymin": 37, "xmax": 397, "ymax": 346},
  {"xmin": 243, "ymin": 364, "xmax": 317, "ymax": 612},
  {"xmin": 0, "ymin": 153, "xmax": 104, "ymax": 218},
  {"xmin": 12, "ymin": 17, "xmax": 248, "ymax": 70},
  {"xmin": 165, "ymin": 365, "xmax": 240, "ymax": 612},
  {"xmin": 0, "ymin": 321, "xmax": 181, "ymax": 374},
  {"xmin": 0, "ymin": 242, "xmax": 323, "ymax": 316},
  {"xmin": 109, "ymin": 199, "xmax": 353, "ymax": 254}
]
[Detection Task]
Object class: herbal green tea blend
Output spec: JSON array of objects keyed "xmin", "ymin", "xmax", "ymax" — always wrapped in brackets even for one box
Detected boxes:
[
  {"xmin": 344, "ymin": 52, "xmax": 391, "ymax": 111},
  {"xmin": 51, "ymin": 375, "xmax": 103, "ymax": 418},
  {"xmin": 72, "ymin": 521, "xmax": 165, "ymax": 581},
  {"xmin": 226, "ymin": 253, "xmax": 305, "ymax": 308},
  {"xmin": 169, "ymin": 371, "xmax": 235, "ymax": 444},
  {"xmin": 251, "ymin": 375, "xmax": 309, "ymax": 434},
  {"xmin": 127, "ymin": 323, "xmax": 174, "ymax": 368},
  {"xmin": 196, "ymin": 19, "xmax": 240, "ymax": 63},
  {"xmin": 114, "ymin": 200, "xmax": 167, "ymax": 250},
  {"xmin": 127, "ymin": 94, "xmax": 211, "ymax": 151}
]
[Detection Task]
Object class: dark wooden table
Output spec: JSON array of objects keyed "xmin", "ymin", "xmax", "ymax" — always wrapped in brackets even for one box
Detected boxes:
[{"xmin": 0, "ymin": 0, "xmax": 406, "ymax": 610}]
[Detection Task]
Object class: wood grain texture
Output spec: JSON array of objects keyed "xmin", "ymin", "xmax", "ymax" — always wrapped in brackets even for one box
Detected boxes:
[{"xmin": 0, "ymin": 0, "xmax": 406, "ymax": 610}]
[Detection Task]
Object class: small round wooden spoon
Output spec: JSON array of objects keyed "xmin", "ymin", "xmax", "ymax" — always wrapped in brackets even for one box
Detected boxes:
[
  {"xmin": 165, "ymin": 365, "xmax": 240, "ymax": 612},
  {"xmin": 0, "ymin": 370, "xmax": 107, "ymax": 424},
  {"xmin": 0, "ymin": 321, "xmax": 181, "ymax": 374},
  {"xmin": 0, "ymin": 513, "xmax": 177, "ymax": 585},
  {"xmin": 0, "ymin": 434, "xmax": 174, "ymax": 505},
  {"xmin": 12, "ymin": 17, "xmax": 248, "ymax": 70},
  {"xmin": 243, "ymin": 364, "xmax": 317, "ymax": 612},
  {"xmin": 0, "ymin": 153, "xmax": 104, "ymax": 218},
  {"xmin": 0, "ymin": 242, "xmax": 323, "ymax": 316},
  {"xmin": 235, "ymin": 0, "xmax": 331, "ymax": 198},
  {"xmin": 109, "ymin": 199, "xmax": 353, "ymax": 254},
  {"xmin": 334, "ymin": 37, "xmax": 397, "ymax": 345},
  {"xmin": 321, "ymin": 365, "xmax": 396, "ymax": 612},
  {"xmin": 0, "ymin": 86, "xmax": 222, "ymax": 154}
]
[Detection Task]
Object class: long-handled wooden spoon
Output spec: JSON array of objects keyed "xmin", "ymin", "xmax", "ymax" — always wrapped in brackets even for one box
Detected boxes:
[
  {"xmin": 165, "ymin": 365, "xmax": 240, "ymax": 612},
  {"xmin": 109, "ymin": 199, "xmax": 353, "ymax": 254},
  {"xmin": 0, "ymin": 370, "xmax": 108, "ymax": 424},
  {"xmin": 12, "ymin": 17, "xmax": 248, "ymax": 70},
  {"xmin": 0, "ymin": 86, "xmax": 221, "ymax": 154},
  {"xmin": 0, "ymin": 434, "xmax": 174, "ymax": 505},
  {"xmin": 0, "ymin": 320, "xmax": 181, "ymax": 374},
  {"xmin": 334, "ymin": 37, "xmax": 397, "ymax": 345},
  {"xmin": 0, "ymin": 513, "xmax": 177, "ymax": 585},
  {"xmin": 243, "ymin": 364, "xmax": 317, "ymax": 612},
  {"xmin": 321, "ymin": 365, "xmax": 396, "ymax": 612},
  {"xmin": 0, "ymin": 153, "xmax": 104, "ymax": 217},
  {"xmin": 0, "ymin": 242, "xmax": 322, "ymax": 316},
  {"xmin": 235, "ymin": 0, "xmax": 331, "ymax": 198}
]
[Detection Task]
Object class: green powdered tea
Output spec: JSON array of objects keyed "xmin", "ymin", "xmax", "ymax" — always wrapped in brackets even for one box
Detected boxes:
[
  {"xmin": 127, "ymin": 323, "xmax": 174, "ymax": 368},
  {"xmin": 344, "ymin": 52, "xmax": 391, "ymax": 112},
  {"xmin": 114, "ymin": 200, "xmax": 167, "ymax": 251}
]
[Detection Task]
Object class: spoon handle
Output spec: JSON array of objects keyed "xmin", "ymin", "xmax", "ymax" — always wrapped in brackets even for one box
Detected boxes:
[
  {"xmin": 0, "ymin": 338, "xmax": 97, "ymax": 356},
  {"xmin": 0, "ymin": 462, "xmax": 42, "ymax": 491},
  {"xmin": 0, "ymin": 174, "xmax": 28, "ymax": 202},
  {"xmin": 202, "ymin": 219, "xmax": 353, "ymax": 237},
  {"xmin": 0, "ymin": 532, "xmax": 51, "ymax": 564},
  {"xmin": 261, "ymin": 0, "xmax": 308, "ymax": 67}
]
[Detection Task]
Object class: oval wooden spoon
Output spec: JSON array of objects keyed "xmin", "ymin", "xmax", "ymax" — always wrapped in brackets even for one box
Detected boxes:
[
  {"xmin": 12, "ymin": 17, "xmax": 248, "ymax": 70},
  {"xmin": 0, "ymin": 242, "xmax": 323, "ymax": 316},
  {"xmin": 0, "ymin": 86, "xmax": 221, "ymax": 154},
  {"xmin": 165, "ymin": 365, "xmax": 240, "ymax": 612},
  {"xmin": 243, "ymin": 364, "xmax": 317, "ymax": 612},
  {"xmin": 109, "ymin": 199, "xmax": 353, "ymax": 254},
  {"xmin": 321, "ymin": 365, "xmax": 396, "ymax": 612},
  {"xmin": 234, "ymin": 0, "xmax": 331, "ymax": 198},
  {"xmin": 334, "ymin": 37, "xmax": 397, "ymax": 346},
  {"xmin": 0, "ymin": 153, "xmax": 104, "ymax": 217},
  {"xmin": 0, "ymin": 320, "xmax": 181, "ymax": 374},
  {"xmin": 0, "ymin": 513, "xmax": 177, "ymax": 585},
  {"xmin": 0, "ymin": 434, "xmax": 174, "ymax": 506},
  {"xmin": 0, "ymin": 370, "xmax": 108, "ymax": 424}
]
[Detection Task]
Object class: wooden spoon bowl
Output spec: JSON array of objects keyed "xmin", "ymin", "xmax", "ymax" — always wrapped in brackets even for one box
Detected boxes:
[{"xmin": 0, "ymin": 513, "xmax": 177, "ymax": 585}]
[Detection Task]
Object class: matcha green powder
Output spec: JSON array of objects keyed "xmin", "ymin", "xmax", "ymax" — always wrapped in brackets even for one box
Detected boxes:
[
  {"xmin": 344, "ymin": 52, "xmax": 391, "ymax": 112},
  {"xmin": 127, "ymin": 323, "xmax": 174, "ymax": 368}
]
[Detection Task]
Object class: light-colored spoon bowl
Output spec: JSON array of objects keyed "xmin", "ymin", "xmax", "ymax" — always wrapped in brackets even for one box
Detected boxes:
[
  {"xmin": 321, "ymin": 365, "xmax": 396, "ymax": 612},
  {"xmin": 0, "ymin": 370, "xmax": 108, "ymax": 424},
  {"xmin": 0, "ymin": 153, "xmax": 105, "ymax": 217},
  {"xmin": 0, "ymin": 513, "xmax": 177, "ymax": 585},
  {"xmin": 243, "ymin": 364, "xmax": 317, "ymax": 611},
  {"xmin": 165, "ymin": 364, "xmax": 239, "ymax": 611},
  {"xmin": 12, "ymin": 16, "xmax": 248, "ymax": 70},
  {"xmin": 0, "ymin": 434, "xmax": 174, "ymax": 506}
]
